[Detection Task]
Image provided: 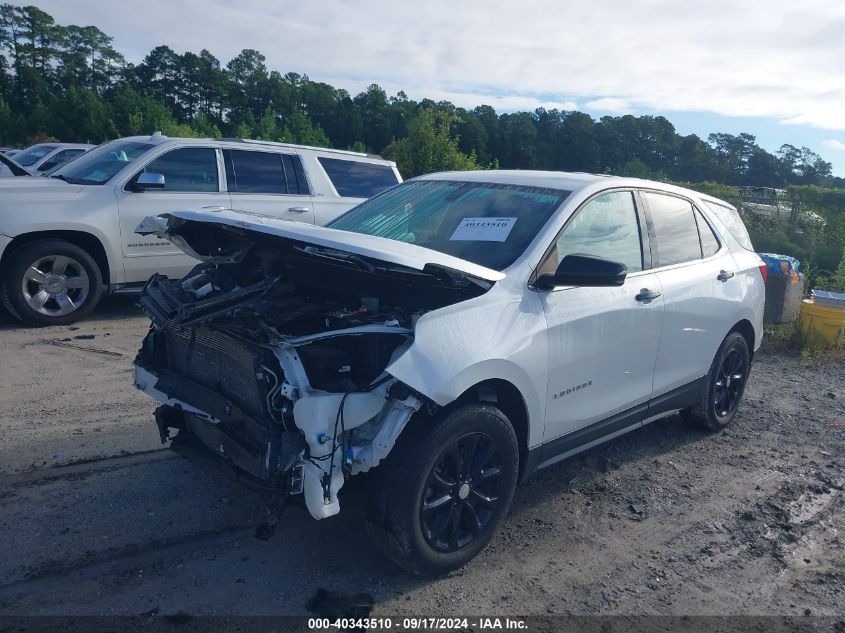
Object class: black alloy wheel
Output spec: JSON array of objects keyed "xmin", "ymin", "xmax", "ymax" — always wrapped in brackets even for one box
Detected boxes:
[
  {"xmin": 364, "ymin": 403, "xmax": 519, "ymax": 575},
  {"xmin": 682, "ymin": 331, "xmax": 751, "ymax": 431},
  {"xmin": 421, "ymin": 432, "xmax": 504, "ymax": 552},
  {"xmin": 714, "ymin": 346, "xmax": 747, "ymax": 418}
]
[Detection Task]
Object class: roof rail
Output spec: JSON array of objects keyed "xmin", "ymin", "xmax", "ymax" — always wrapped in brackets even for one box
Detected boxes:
[{"xmin": 218, "ymin": 137, "xmax": 384, "ymax": 160}]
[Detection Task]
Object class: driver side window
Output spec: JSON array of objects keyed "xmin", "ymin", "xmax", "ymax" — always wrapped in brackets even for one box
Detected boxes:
[
  {"xmin": 540, "ymin": 191, "xmax": 643, "ymax": 276},
  {"xmin": 138, "ymin": 147, "xmax": 219, "ymax": 192}
]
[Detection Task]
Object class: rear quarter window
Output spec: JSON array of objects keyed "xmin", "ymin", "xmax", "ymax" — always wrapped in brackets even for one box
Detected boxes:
[
  {"xmin": 696, "ymin": 209, "xmax": 721, "ymax": 257},
  {"xmin": 318, "ymin": 157, "xmax": 399, "ymax": 198},
  {"xmin": 703, "ymin": 201, "xmax": 754, "ymax": 251}
]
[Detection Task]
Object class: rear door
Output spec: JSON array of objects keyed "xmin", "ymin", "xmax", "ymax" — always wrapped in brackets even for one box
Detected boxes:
[
  {"xmin": 116, "ymin": 145, "xmax": 229, "ymax": 282},
  {"xmin": 224, "ymin": 149, "xmax": 315, "ymax": 224},
  {"xmin": 640, "ymin": 191, "xmax": 744, "ymax": 397}
]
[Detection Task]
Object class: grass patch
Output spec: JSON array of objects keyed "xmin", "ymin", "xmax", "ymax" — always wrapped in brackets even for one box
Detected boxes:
[{"xmin": 762, "ymin": 320, "xmax": 845, "ymax": 366}]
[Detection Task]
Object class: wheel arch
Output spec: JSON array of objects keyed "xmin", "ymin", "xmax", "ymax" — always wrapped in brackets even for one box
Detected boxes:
[
  {"xmin": 1, "ymin": 231, "xmax": 111, "ymax": 285},
  {"xmin": 444, "ymin": 378, "xmax": 531, "ymax": 482},
  {"xmin": 729, "ymin": 318, "xmax": 756, "ymax": 360}
]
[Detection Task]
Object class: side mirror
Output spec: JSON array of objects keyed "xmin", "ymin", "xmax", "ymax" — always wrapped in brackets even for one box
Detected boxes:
[
  {"xmin": 132, "ymin": 172, "xmax": 166, "ymax": 192},
  {"xmin": 536, "ymin": 254, "xmax": 628, "ymax": 290}
]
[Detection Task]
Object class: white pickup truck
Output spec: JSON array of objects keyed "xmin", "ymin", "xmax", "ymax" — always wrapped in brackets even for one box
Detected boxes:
[{"xmin": 0, "ymin": 133, "xmax": 401, "ymax": 325}]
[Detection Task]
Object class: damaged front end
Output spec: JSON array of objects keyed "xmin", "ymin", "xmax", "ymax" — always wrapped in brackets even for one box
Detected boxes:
[{"xmin": 133, "ymin": 213, "xmax": 491, "ymax": 523}]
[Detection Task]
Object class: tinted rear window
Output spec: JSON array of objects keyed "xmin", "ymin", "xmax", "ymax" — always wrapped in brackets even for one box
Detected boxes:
[
  {"xmin": 704, "ymin": 201, "xmax": 754, "ymax": 251},
  {"xmin": 318, "ymin": 157, "xmax": 399, "ymax": 198},
  {"xmin": 643, "ymin": 192, "xmax": 702, "ymax": 267},
  {"xmin": 224, "ymin": 150, "xmax": 310, "ymax": 195}
]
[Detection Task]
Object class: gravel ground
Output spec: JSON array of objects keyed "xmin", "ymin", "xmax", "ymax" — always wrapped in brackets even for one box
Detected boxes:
[{"xmin": 0, "ymin": 298, "xmax": 842, "ymax": 618}]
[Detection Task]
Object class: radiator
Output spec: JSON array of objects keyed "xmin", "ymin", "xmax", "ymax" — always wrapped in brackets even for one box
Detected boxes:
[{"xmin": 163, "ymin": 325, "xmax": 267, "ymax": 419}]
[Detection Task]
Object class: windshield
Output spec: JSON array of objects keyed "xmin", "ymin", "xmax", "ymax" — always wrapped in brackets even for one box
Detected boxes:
[
  {"xmin": 328, "ymin": 180, "xmax": 570, "ymax": 271},
  {"xmin": 52, "ymin": 140, "xmax": 154, "ymax": 185},
  {"xmin": 14, "ymin": 144, "xmax": 58, "ymax": 166}
]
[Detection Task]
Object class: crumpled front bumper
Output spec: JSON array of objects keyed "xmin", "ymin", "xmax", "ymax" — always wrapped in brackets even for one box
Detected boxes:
[{"xmin": 134, "ymin": 352, "xmax": 422, "ymax": 521}]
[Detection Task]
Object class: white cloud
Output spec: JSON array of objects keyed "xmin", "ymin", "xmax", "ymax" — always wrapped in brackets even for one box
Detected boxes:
[
  {"xmin": 20, "ymin": 0, "xmax": 845, "ymax": 128},
  {"xmin": 822, "ymin": 139, "xmax": 845, "ymax": 152},
  {"xmin": 325, "ymin": 78, "xmax": 579, "ymax": 112},
  {"xmin": 583, "ymin": 98, "xmax": 633, "ymax": 113}
]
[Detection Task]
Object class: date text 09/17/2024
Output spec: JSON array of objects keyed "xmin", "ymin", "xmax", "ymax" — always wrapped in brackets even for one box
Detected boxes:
[{"xmin": 307, "ymin": 617, "xmax": 528, "ymax": 630}]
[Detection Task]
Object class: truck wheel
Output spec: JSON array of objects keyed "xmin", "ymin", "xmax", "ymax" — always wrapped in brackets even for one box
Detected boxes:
[
  {"xmin": 1, "ymin": 240, "xmax": 103, "ymax": 326},
  {"xmin": 364, "ymin": 403, "xmax": 519, "ymax": 576},
  {"xmin": 681, "ymin": 331, "xmax": 750, "ymax": 431}
]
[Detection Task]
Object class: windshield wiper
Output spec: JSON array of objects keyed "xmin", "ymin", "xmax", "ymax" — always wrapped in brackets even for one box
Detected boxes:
[
  {"xmin": 422, "ymin": 263, "xmax": 492, "ymax": 290},
  {"xmin": 301, "ymin": 246, "xmax": 378, "ymax": 273}
]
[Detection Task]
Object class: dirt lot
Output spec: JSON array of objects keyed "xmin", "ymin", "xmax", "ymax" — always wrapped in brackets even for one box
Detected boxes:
[{"xmin": 0, "ymin": 298, "xmax": 842, "ymax": 618}]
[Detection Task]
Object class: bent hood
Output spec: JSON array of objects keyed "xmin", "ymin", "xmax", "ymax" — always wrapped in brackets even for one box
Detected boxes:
[
  {"xmin": 137, "ymin": 208, "xmax": 506, "ymax": 283},
  {"xmin": 0, "ymin": 153, "xmax": 32, "ymax": 177}
]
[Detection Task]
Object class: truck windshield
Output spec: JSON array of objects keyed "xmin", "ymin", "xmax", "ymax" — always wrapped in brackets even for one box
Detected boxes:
[
  {"xmin": 52, "ymin": 141, "xmax": 154, "ymax": 185},
  {"xmin": 13, "ymin": 144, "xmax": 58, "ymax": 166},
  {"xmin": 328, "ymin": 180, "xmax": 569, "ymax": 271}
]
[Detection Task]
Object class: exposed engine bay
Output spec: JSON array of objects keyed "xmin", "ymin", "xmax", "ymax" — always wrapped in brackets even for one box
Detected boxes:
[{"xmin": 133, "ymin": 214, "xmax": 492, "ymax": 522}]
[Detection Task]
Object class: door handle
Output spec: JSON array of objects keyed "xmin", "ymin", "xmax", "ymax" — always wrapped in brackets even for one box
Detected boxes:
[
  {"xmin": 201, "ymin": 205, "xmax": 225, "ymax": 210},
  {"xmin": 288, "ymin": 207, "xmax": 310, "ymax": 213},
  {"xmin": 635, "ymin": 288, "xmax": 662, "ymax": 302},
  {"xmin": 717, "ymin": 270, "xmax": 735, "ymax": 282}
]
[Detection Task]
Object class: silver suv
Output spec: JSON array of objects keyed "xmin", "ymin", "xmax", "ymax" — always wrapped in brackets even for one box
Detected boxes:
[{"xmin": 0, "ymin": 133, "xmax": 401, "ymax": 326}]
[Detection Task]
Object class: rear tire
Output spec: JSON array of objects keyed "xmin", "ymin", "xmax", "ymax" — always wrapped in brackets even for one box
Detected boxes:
[
  {"xmin": 0, "ymin": 240, "xmax": 103, "ymax": 326},
  {"xmin": 681, "ymin": 331, "xmax": 750, "ymax": 431},
  {"xmin": 364, "ymin": 403, "xmax": 519, "ymax": 576}
]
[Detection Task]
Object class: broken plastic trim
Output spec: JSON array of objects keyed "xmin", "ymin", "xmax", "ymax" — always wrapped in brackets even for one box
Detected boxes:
[{"xmin": 135, "ymin": 214, "xmax": 250, "ymax": 264}]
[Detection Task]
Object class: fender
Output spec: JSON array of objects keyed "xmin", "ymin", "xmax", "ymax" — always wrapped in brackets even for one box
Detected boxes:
[
  {"xmin": 386, "ymin": 270, "xmax": 549, "ymax": 449},
  {"xmin": 0, "ymin": 185, "xmax": 125, "ymax": 284}
]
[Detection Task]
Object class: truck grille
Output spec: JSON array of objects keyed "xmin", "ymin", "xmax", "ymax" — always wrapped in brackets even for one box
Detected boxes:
[{"xmin": 163, "ymin": 325, "xmax": 267, "ymax": 418}]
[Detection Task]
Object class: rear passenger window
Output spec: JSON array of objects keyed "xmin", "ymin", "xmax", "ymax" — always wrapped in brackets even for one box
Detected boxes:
[
  {"xmin": 643, "ymin": 192, "xmax": 702, "ymax": 267},
  {"xmin": 225, "ymin": 150, "xmax": 310, "ymax": 195},
  {"xmin": 696, "ymin": 209, "xmax": 720, "ymax": 257},
  {"xmin": 704, "ymin": 201, "xmax": 754, "ymax": 251},
  {"xmin": 318, "ymin": 157, "xmax": 399, "ymax": 198},
  {"xmin": 141, "ymin": 147, "xmax": 218, "ymax": 192}
]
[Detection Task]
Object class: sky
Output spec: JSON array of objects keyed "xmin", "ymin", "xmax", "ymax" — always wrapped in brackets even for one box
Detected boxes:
[{"xmin": 18, "ymin": 0, "xmax": 845, "ymax": 176}]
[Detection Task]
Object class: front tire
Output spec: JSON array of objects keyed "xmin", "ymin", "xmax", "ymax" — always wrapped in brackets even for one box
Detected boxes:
[
  {"xmin": 681, "ymin": 331, "xmax": 751, "ymax": 431},
  {"xmin": 364, "ymin": 403, "xmax": 519, "ymax": 576},
  {"xmin": 1, "ymin": 240, "xmax": 103, "ymax": 326}
]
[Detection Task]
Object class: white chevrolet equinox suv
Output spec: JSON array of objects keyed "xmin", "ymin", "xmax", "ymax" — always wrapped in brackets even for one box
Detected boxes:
[
  {"xmin": 0, "ymin": 133, "xmax": 400, "ymax": 326},
  {"xmin": 133, "ymin": 170, "xmax": 765, "ymax": 575}
]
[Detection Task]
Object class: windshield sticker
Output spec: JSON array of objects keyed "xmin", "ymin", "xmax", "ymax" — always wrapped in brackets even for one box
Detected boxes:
[{"xmin": 449, "ymin": 217, "xmax": 517, "ymax": 242}]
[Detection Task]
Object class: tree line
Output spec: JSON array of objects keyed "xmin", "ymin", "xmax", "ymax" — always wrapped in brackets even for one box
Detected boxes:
[{"xmin": 0, "ymin": 3, "xmax": 842, "ymax": 188}]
